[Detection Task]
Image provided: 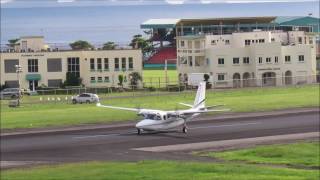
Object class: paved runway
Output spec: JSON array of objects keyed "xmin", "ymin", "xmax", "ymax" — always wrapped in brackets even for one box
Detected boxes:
[{"xmin": 1, "ymin": 112, "xmax": 319, "ymax": 165}]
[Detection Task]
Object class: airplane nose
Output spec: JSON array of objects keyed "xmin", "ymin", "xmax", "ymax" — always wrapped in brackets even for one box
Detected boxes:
[{"xmin": 135, "ymin": 122, "xmax": 143, "ymax": 128}]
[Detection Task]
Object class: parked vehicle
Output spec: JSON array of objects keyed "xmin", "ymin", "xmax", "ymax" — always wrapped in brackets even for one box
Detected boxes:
[
  {"xmin": 72, "ymin": 93, "xmax": 99, "ymax": 104},
  {"xmin": 0, "ymin": 88, "xmax": 22, "ymax": 100}
]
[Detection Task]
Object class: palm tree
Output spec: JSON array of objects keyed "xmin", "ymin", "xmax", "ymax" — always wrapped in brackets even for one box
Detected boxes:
[
  {"xmin": 129, "ymin": 34, "xmax": 153, "ymax": 57},
  {"xmin": 102, "ymin": 41, "xmax": 117, "ymax": 50},
  {"xmin": 7, "ymin": 39, "xmax": 20, "ymax": 49},
  {"xmin": 69, "ymin": 40, "xmax": 94, "ymax": 50}
]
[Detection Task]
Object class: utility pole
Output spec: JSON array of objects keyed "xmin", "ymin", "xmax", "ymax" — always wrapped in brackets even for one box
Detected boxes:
[
  {"xmin": 15, "ymin": 65, "xmax": 22, "ymax": 106},
  {"xmin": 165, "ymin": 59, "xmax": 168, "ymax": 87}
]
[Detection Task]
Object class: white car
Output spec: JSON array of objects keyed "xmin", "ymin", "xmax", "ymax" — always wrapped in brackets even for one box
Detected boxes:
[{"xmin": 72, "ymin": 93, "xmax": 99, "ymax": 104}]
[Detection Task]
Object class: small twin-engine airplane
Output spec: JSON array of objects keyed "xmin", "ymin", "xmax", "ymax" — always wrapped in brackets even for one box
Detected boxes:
[{"xmin": 97, "ymin": 82, "xmax": 230, "ymax": 134}]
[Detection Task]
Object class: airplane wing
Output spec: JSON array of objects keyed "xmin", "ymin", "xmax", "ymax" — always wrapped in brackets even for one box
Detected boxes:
[
  {"xmin": 96, "ymin": 103, "xmax": 140, "ymax": 112},
  {"xmin": 179, "ymin": 109, "xmax": 230, "ymax": 115},
  {"xmin": 206, "ymin": 104, "xmax": 226, "ymax": 109},
  {"xmin": 179, "ymin": 102, "xmax": 193, "ymax": 108}
]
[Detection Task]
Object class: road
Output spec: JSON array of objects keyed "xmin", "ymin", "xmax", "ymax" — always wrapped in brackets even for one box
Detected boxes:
[{"xmin": 1, "ymin": 112, "xmax": 319, "ymax": 165}]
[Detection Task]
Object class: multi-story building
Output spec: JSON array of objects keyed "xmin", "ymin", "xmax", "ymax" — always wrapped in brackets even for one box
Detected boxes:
[
  {"xmin": 0, "ymin": 36, "xmax": 143, "ymax": 90},
  {"xmin": 141, "ymin": 16, "xmax": 319, "ymax": 87},
  {"xmin": 177, "ymin": 30, "xmax": 317, "ymax": 87}
]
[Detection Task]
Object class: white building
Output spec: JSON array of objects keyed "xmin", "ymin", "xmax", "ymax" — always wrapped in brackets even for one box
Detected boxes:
[
  {"xmin": 1, "ymin": 36, "xmax": 143, "ymax": 90},
  {"xmin": 177, "ymin": 30, "xmax": 317, "ymax": 87}
]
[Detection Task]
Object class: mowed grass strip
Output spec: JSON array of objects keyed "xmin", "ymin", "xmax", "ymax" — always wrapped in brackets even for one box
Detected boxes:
[
  {"xmin": 1, "ymin": 160, "xmax": 318, "ymax": 180},
  {"xmin": 206, "ymin": 141, "xmax": 320, "ymax": 168},
  {"xmin": 143, "ymin": 70, "xmax": 178, "ymax": 87},
  {"xmin": 1, "ymin": 85, "xmax": 319, "ymax": 129}
]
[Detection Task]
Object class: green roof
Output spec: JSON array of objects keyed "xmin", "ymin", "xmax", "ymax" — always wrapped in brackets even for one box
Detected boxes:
[
  {"xmin": 26, "ymin": 74, "xmax": 41, "ymax": 81},
  {"xmin": 277, "ymin": 16, "xmax": 320, "ymax": 32}
]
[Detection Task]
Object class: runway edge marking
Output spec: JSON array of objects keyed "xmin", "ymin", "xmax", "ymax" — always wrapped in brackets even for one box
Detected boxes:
[{"xmin": 132, "ymin": 132, "xmax": 319, "ymax": 152}]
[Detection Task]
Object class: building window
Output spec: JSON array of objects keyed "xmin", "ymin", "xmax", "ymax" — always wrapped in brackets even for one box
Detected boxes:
[
  {"xmin": 298, "ymin": 55, "xmax": 304, "ymax": 62},
  {"xmin": 309, "ymin": 38, "xmax": 313, "ymax": 44},
  {"xmin": 114, "ymin": 58, "xmax": 119, "ymax": 71},
  {"xmin": 179, "ymin": 56, "xmax": 187, "ymax": 65},
  {"xmin": 67, "ymin": 57, "xmax": 80, "ymax": 77},
  {"xmin": 180, "ymin": 41, "xmax": 185, "ymax": 47},
  {"xmin": 233, "ymin": 58, "xmax": 239, "ymax": 64},
  {"xmin": 243, "ymin": 57, "xmax": 250, "ymax": 64},
  {"xmin": 48, "ymin": 79, "xmax": 62, "ymax": 87},
  {"xmin": 298, "ymin": 37, "xmax": 302, "ymax": 44},
  {"xmin": 285, "ymin": 56, "xmax": 291, "ymax": 63},
  {"xmin": 97, "ymin": 77, "xmax": 103, "ymax": 83},
  {"xmin": 271, "ymin": 38, "xmax": 275, "ymax": 42},
  {"xmin": 258, "ymin": 57, "xmax": 263, "ymax": 64},
  {"xmin": 218, "ymin": 58, "xmax": 224, "ymax": 65},
  {"xmin": 90, "ymin": 58, "xmax": 95, "ymax": 71},
  {"xmin": 217, "ymin": 74, "xmax": 225, "ymax": 81},
  {"xmin": 90, "ymin": 77, "xmax": 96, "ymax": 83},
  {"xmin": 47, "ymin": 58, "xmax": 62, "ymax": 72},
  {"xmin": 275, "ymin": 56, "xmax": 279, "ymax": 63},
  {"xmin": 104, "ymin": 76, "xmax": 110, "ymax": 82},
  {"xmin": 121, "ymin": 57, "xmax": 126, "ymax": 70},
  {"xmin": 97, "ymin": 58, "xmax": 102, "ymax": 71},
  {"xmin": 188, "ymin": 56, "xmax": 193, "ymax": 66},
  {"xmin": 4, "ymin": 59, "xmax": 19, "ymax": 73},
  {"xmin": 211, "ymin": 40, "xmax": 216, "ymax": 45},
  {"xmin": 128, "ymin": 57, "xmax": 133, "ymax": 70},
  {"xmin": 266, "ymin": 57, "xmax": 271, "ymax": 63},
  {"xmin": 28, "ymin": 59, "xmax": 38, "ymax": 72},
  {"xmin": 245, "ymin": 39, "xmax": 250, "ymax": 46},
  {"xmin": 225, "ymin": 40, "xmax": 230, "ymax": 45},
  {"xmin": 259, "ymin": 39, "xmax": 265, "ymax": 43},
  {"xmin": 104, "ymin": 58, "xmax": 109, "ymax": 71}
]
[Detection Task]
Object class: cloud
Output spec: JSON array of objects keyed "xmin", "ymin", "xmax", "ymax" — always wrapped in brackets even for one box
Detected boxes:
[
  {"xmin": 165, "ymin": 0, "xmax": 186, "ymax": 4},
  {"xmin": 199, "ymin": 0, "xmax": 317, "ymax": 3},
  {"xmin": 0, "ymin": 0, "xmax": 14, "ymax": 4},
  {"xmin": 57, "ymin": 0, "xmax": 76, "ymax": 3}
]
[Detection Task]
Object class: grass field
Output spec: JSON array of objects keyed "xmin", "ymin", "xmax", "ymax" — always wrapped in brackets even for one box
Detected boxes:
[
  {"xmin": 2, "ymin": 142, "xmax": 319, "ymax": 180},
  {"xmin": 1, "ymin": 85, "xmax": 319, "ymax": 129},
  {"xmin": 206, "ymin": 141, "xmax": 320, "ymax": 168},
  {"xmin": 143, "ymin": 70, "xmax": 178, "ymax": 87}
]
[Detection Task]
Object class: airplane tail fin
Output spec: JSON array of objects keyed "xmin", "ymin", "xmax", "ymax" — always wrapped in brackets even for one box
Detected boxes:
[{"xmin": 193, "ymin": 82, "xmax": 206, "ymax": 109}]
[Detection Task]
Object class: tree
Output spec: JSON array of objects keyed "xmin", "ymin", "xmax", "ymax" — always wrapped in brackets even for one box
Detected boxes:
[
  {"xmin": 102, "ymin": 41, "xmax": 117, "ymax": 50},
  {"xmin": 129, "ymin": 34, "xmax": 153, "ymax": 57},
  {"xmin": 203, "ymin": 74, "xmax": 211, "ymax": 89},
  {"xmin": 69, "ymin": 40, "xmax": 94, "ymax": 50},
  {"xmin": 63, "ymin": 72, "xmax": 82, "ymax": 87},
  {"xmin": 129, "ymin": 72, "xmax": 142, "ymax": 89},
  {"xmin": 118, "ymin": 74, "xmax": 124, "ymax": 87},
  {"xmin": 7, "ymin": 39, "xmax": 20, "ymax": 48}
]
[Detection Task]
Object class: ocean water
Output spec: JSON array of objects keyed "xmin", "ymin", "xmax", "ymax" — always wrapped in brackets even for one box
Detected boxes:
[{"xmin": 1, "ymin": 2, "xmax": 319, "ymax": 45}]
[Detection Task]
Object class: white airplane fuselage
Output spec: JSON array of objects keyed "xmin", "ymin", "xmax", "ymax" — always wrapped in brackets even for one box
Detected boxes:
[{"xmin": 135, "ymin": 118, "xmax": 185, "ymax": 131}]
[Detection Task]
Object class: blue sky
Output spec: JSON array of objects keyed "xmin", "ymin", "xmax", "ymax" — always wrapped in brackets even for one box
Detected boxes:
[
  {"xmin": 1, "ymin": 0, "xmax": 319, "ymax": 44},
  {"xmin": 1, "ymin": 0, "xmax": 319, "ymax": 8}
]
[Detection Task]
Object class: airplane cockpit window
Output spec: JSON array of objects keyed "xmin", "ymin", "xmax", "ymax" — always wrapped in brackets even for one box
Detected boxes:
[{"xmin": 144, "ymin": 114, "xmax": 162, "ymax": 121}]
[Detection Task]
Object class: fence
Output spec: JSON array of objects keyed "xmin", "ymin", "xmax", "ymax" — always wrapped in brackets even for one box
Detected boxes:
[{"xmin": 143, "ymin": 75, "xmax": 319, "ymax": 89}]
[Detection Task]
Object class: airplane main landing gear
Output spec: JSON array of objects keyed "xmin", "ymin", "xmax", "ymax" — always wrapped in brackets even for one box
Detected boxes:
[
  {"xmin": 182, "ymin": 126, "xmax": 187, "ymax": 134},
  {"xmin": 137, "ymin": 128, "xmax": 142, "ymax": 135}
]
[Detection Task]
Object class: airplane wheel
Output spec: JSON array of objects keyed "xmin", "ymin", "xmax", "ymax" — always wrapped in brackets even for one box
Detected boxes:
[
  {"xmin": 182, "ymin": 127, "xmax": 187, "ymax": 134},
  {"xmin": 137, "ymin": 129, "xmax": 141, "ymax": 135}
]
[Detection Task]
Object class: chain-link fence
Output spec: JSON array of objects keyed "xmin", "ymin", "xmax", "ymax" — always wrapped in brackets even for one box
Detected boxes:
[{"xmin": 1, "ymin": 75, "xmax": 318, "ymax": 106}]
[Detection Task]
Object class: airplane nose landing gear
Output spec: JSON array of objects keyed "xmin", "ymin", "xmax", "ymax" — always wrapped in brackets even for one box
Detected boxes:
[
  {"xmin": 137, "ymin": 128, "xmax": 142, "ymax": 135},
  {"xmin": 182, "ymin": 126, "xmax": 187, "ymax": 134}
]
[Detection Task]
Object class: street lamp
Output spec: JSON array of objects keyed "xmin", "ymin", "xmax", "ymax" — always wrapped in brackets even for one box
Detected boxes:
[{"xmin": 15, "ymin": 65, "xmax": 22, "ymax": 105}]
